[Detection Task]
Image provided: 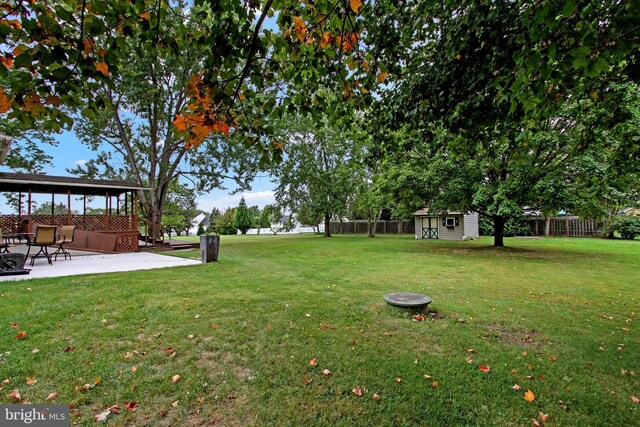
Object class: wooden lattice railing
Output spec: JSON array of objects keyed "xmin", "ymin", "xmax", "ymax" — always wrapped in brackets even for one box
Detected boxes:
[{"xmin": 0, "ymin": 214, "xmax": 140, "ymax": 252}]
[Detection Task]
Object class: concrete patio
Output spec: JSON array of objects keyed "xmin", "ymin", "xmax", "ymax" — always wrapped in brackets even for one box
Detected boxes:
[{"xmin": 0, "ymin": 244, "xmax": 201, "ymax": 282}]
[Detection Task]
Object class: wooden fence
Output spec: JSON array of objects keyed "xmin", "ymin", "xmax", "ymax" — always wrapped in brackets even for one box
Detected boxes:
[
  {"xmin": 526, "ymin": 217, "xmax": 601, "ymax": 237},
  {"xmin": 329, "ymin": 220, "xmax": 415, "ymax": 235}
]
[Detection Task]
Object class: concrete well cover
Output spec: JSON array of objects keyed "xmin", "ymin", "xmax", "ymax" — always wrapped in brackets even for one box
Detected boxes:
[{"xmin": 383, "ymin": 292, "xmax": 432, "ymax": 308}]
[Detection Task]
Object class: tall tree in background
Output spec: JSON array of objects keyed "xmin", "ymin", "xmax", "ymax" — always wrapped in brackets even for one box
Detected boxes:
[
  {"xmin": 162, "ymin": 182, "xmax": 200, "ymax": 236},
  {"xmin": 272, "ymin": 115, "xmax": 362, "ymax": 237},
  {"xmin": 67, "ymin": 2, "xmax": 260, "ymax": 233},
  {"xmin": 234, "ymin": 197, "xmax": 253, "ymax": 235}
]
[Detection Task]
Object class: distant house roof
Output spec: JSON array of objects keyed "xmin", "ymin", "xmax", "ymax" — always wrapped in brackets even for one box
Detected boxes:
[
  {"xmin": 414, "ymin": 209, "xmax": 465, "ymax": 216},
  {"xmin": 0, "ymin": 172, "xmax": 148, "ymax": 196}
]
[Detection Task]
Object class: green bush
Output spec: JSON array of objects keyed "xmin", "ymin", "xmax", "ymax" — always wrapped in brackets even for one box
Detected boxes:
[{"xmin": 606, "ymin": 215, "xmax": 640, "ymax": 240}]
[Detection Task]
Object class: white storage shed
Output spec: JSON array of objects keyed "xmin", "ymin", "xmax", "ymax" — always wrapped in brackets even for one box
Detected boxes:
[{"xmin": 414, "ymin": 209, "xmax": 480, "ymax": 240}]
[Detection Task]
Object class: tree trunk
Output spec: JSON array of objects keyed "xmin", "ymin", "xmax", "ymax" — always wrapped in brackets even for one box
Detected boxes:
[
  {"xmin": 323, "ymin": 213, "xmax": 331, "ymax": 237},
  {"xmin": 493, "ymin": 215, "xmax": 506, "ymax": 247},
  {"xmin": 544, "ymin": 216, "xmax": 551, "ymax": 236}
]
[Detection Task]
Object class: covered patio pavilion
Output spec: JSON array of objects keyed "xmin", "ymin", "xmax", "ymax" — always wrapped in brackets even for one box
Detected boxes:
[{"xmin": 0, "ymin": 172, "xmax": 148, "ymax": 253}]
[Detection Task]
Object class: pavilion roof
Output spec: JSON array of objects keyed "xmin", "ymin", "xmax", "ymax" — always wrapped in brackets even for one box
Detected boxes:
[{"xmin": 0, "ymin": 172, "xmax": 148, "ymax": 196}]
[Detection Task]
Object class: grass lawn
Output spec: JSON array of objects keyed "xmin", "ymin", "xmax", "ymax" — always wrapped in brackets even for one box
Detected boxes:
[{"xmin": 1, "ymin": 235, "xmax": 638, "ymax": 426}]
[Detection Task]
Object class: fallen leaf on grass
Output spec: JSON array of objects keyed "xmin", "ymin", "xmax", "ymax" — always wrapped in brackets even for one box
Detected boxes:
[
  {"xmin": 372, "ymin": 393, "xmax": 381, "ymax": 400},
  {"xmin": 538, "ymin": 413, "xmax": 549, "ymax": 423},
  {"xmin": 7, "ymin": 389, "xmax": 20, "ymax": 400},
  {"xmin": 15, "ymin": 331, "xmax": 27, "ymax": 339},
  {"xmin": 305, "ymin": 313, "xmax": 311, "ymax": 318},
  {"xmin": 227, "ymin": 393, "xmax": 236, "ymax": 399},
  {"xmin": 130, "ymin": 366, "xmax": 137, "ymax": 373},
  {"xmin": 466, "ymin": 357, "xmax": 473, "ymax": 364},
  {"xmin": 194, "ymin": 315, "xmax": 200, "ymax": 319},
  {"xmin": 522, "ymin": 351, "xmax": 528, "ymax": 356},
  {"xmin": 352, "ymin": 387, "xmax": 363, "ymax": 397},
  {"xmin": 171, "ymin": 375, "xmax": 180, "ymax": 383},
  {"xmin": 550, "ymin": 355, "xmax": 557, "ymax": 361},
  {"xmin": 303, "ymin": 377, "xmax": 313, "ymax": 384},
  {"xmin": 479, "ymin": 365, "xmax": 491, "ymax": 373},
  {"xmin": 124, "ymin": 351, "xmax": 135, "ymax": 358},
  {"xmin": 512, "ymin": 384, "xmax": 521, "ymax": 391},
  {"xmin": 171, "ymin": 400, "xmax": 179, "ymax": 407},
  {"xmin": 187, "ymin": 334, "xmax": 194, "ymax": 339},
  {"xmin": 2, "ymin": 379, "xmax": 9, "ymax": 384},
  {"xmin": 64, "ymin": 346, "xmax": 74, "ymax": 352},
  {"xmin": 265, "ymin": 325, "xmax": 272, "ymax": 331},
  {"xmin": 323, "ymin": 369, "xmax": 332, "ymax": 376},
  {"xmin": 45, "ymin": 392, "xmax": 58, "ymax": 401},
  {"xmin": 423, "ymin": 375, "xmax": 432, "ymax": 379},
  {"xmin": 309, "ymin": 358, "xmax": 317, "ymax": 366},
  {"xmin": 75, "ymin": 377, "xmax": 101, "ymax": 392},
  {"xmin": 431, "ymin": 381, "xmax": 439, "ymax": 388},
  {"xmin": 413, "ymin": 314, "xmax": 425, "ymax": 321},
  {"xmin": 125, "ymin": 401, "xmax": 138, "ymax": 412},
  {"xmin": 524, "ymin": 389, "xmax": 536, "ymax": 402},
  {"xmin": 25, "ymin": 377, "xmax": 37, "ymax": 385},
  {"xmin": 466, "ymin": 349, "xmax": 475, "ymax": 353},
  {"xmin": 632, "ymin": 396, "xmax": 640, "ymax": 404},
  {"xmin": 31, "ymin": 348, "xmax": 39, "ymax": 354},
  {"xmin": 9, "ymin": 322, "xmax": 18, "ymax": 329},
  {"xmin": 395, "ymin": 377, "xmax": 402, "ymax": 383},
  {"xmin": 95, "ymin": 404, "xmax": 120, "ymax": 422},
  {"xmin": 197, "ymin": 397, "xmax": 205, "ymax": 403}
]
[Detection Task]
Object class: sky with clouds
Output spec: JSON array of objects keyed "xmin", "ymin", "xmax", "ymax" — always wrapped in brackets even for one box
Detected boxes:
[{"xmin": 0, "ymin": 130, "xmax": 277, "ymax": 214}]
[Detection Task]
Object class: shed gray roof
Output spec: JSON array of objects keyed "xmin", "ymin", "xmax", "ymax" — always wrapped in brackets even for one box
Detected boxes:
[{"xmin": 0, "ymin": 172, "xmax": 148, "ymax": 196}]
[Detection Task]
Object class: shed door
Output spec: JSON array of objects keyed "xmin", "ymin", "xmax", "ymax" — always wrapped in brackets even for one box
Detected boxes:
[{"xmin": 421, "ymin": 217, "xmax": 439, "ymax": 239}]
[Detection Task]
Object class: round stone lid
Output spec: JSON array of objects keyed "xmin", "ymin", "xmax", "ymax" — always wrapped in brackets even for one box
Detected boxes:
[{"xmin": 383, "ymin": 292, "xmax": 432, "ymax": 308}]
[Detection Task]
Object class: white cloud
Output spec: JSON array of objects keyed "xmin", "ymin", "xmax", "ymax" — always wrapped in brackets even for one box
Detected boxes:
[
  {"xmin": 72, "ymin": 159, "xmax": 88, "ymax": 167},
  {"xmin": 196, "ymin": 190, "xmax": 276, "ymax": 212}
]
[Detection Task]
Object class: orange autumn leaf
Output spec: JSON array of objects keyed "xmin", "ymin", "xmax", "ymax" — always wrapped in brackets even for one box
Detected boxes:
[
  {"xmin": 372, "ymin": 393, "xmax": 381, "ymax": 400},
  {"xmin": 172, "ymin": 114, "xmax": 189, "ymax": 132},
  {"xmin": 632, "ymin": 396, "xmax": 640, "ymax": 404},
  {"xmin": 431, "ymin": 381, "xmax": 439, "ymax": 388},
  {"xmin": 322, "ymin": 369, "xmax": 332, "ymax": 376},
  {"xmin": 352, "ymin": 387, "xmax": 363, "ymax": 397},
  {"xmin": 25, "ymin": 377, "xmax": 37, "ymax": 385},
  {"xmin": 139, "ymin": 12, "xmax": 150, "ymax": 20},
  {"xmin": 350, "ymin": 0, "xmax": 362, "ymax": 13},
  {"xmin": 171, "ymin": 375, "xmax": 181, "ymax": 383},
  {"xmin": 0, "ymin": 56, "xmax": 13, "ymax": 69},
  {"xmin": 320, "ymin": 32, "xmax": 332, "ymax": 48},
  {"xmin": 98, "ymin": 48, "xmax": 106, "ymax": 57},
  {"xmin": 524, "ymin": 389, "xmax": 536, "ymax": 402},
  {"xmin": 0, "ymin": 88, "xmax": 12, "ymax": 113},
  {"xmin": 478, "ymin": 365, "xmax": 491, "ymax": 373},
  {"xmin": 7, "ymin": 389, "xmax": 21, "ymax": 401},
  {"xmin": 376, "ymin": 71, "xmax": 388, "ymax": 84},
  {"xmin": 95, "ymin": 62, "xmax": 109, "ymax": 76},
  {"xmin": 395, "ymin": 377, "xmax": 402, "ymax": 383},
  {"xmin": 125, "ymin": 401, "xmax": 138, "ymax": 412},
  {"xmin": 309, "ymin": 358, "xmax": 317, "ymax": 366},
  {"xmin": 82, "ymin": 38, "xmax": 93, "ymax": 55},
  {"xmin": 9, "ymin": 322, "xmax": 18, "ymax": 329},
  {"xmin": 45, "ymin": 392, "xmax": 58, "ymax": 401},
  {"xmin": 292, "ymin": 16, "xmax": 307, "ymax": 42},
  {"xmin": 15, "ymin": 330, "xmax": 27, "ymax": 339},
  {"xmin": 538, "ymin": 413, "xmax": 549, "ymax": 423},
  {"xmin": 303, "ymin": 377, "xmax": 313, "ymax": 384}
]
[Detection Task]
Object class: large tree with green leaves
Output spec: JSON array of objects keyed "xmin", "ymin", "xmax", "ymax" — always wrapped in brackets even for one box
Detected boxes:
[
  {"xmin": 234, "ymin": 197, "xmax": 253, "ymax": 235},
  {"xmin": 65, "ymin": 2, "xmax": 261, "ymax": 232},
  {"xmin": 272, "ymin": 115, "xmax": 362, "ymax": 237},
  {"xmin": 365, "ymin": 0, "xmax": 640, "ymax": 246}
]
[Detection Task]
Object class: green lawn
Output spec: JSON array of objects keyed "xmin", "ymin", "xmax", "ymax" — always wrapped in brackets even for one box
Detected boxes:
[{"xmin": 1, "ymin": 235, "xmax": 638, "ymax": 426}]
